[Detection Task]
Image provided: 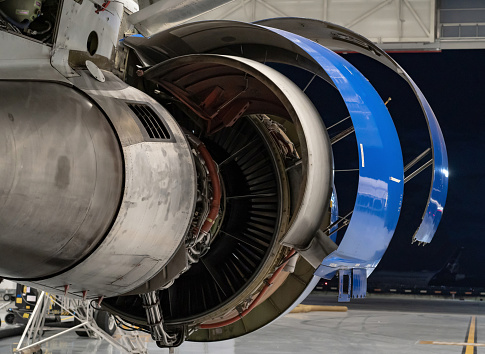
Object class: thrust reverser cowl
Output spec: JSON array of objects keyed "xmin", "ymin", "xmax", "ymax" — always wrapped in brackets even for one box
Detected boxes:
[{"xmin": 123, "ymin": 19, "xmax": 448, "ymax": 278}]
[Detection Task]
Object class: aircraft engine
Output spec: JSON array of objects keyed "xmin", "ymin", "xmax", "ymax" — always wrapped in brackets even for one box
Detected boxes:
[{"xmin": 0, "ymin": 6, "xmax": 448, "ymax": 348}]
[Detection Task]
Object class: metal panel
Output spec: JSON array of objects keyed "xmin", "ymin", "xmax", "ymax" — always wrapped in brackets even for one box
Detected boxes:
[
  {"xmin": 0, "ymin": 31, "xmax": 70, "ymax": 83},
  {"xmin": 55, "ymin": 0, "xmax": 123, "ymax": 58},
  {"xmin": 441, "ymin": 0, "xmax": 485, "ymax": 9},
  {"xmin": 128, "ymin": 0, "xmax": 235, "ymax": 37},
  {"xmin": 442, "ymin": 25, "xmax": 461, "ymax": 37},
  {"xmin": 0, "ymin": 31, "xmax": 51, "ymax": 60},
  {"xmin": 338, "ymin": 269, "xmax": 352, "ymax": 302},
  {"xmin": 440, "ymin": 9, "xmax": 485, "ymax": 23},
  {"xmin": 19, "ymin": 73, "xmax": 197, "ymax": 298},
  {"xmin": 352, "ymin": 268, "xmax": 367, "ymax": 299},
  {"xmin": 110, "ymin": 257, "xmax": 159, "ymax": 287},
  {"xmin": 52, "ymin": 0, "xmax": 125, "ymax": 76},
  {"xmin": 0, "ymin": 81, "xmax": 124, "ymax": 279},
  {"xmin": 409, "ymin": 81, "xmax": 448, "ymax": 243}
]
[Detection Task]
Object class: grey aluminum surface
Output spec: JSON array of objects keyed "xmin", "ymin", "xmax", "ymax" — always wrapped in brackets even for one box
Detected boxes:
[
  {"xmin": 52, "ymin": 0, "xmax": 125, "ymax": 77},
  {"xmin": 21, "ymin": 71, "xmax": 197, "ymax": 298},
  {"xmin": 0, "ymin": 31, "xmax": 70, "ymax": 83},
  {"xmin": 128, "ymin": 0, "xmax": 235, "ymax": 37},
  {"xmin": 0, "ymin": 81, "xmax": 124, "ymax": 279},
  {"xmin": 122, "ymin": 21, "xmax": 334, "ymax": 87}
]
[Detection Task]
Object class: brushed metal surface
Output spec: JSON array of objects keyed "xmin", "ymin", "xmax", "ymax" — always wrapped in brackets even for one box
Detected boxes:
[
  {"xmin": 20, "ymin": 71, "xmax": 197, "ymax": 298},
  {"xmin": 0, "ymin": 81, "xmax": 124, "ymax": 279},
  {"xmin": 128, "ymin": 0, "xmax": 234, "ymax": 37}
]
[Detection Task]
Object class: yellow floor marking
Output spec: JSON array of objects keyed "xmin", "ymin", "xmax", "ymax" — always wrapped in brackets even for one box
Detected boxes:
[
  {"xmin": 465, "ymin": 316, "xmax": 477, "ymax": 354},
  {"xmin": 419, "ymin": 341, "xmax": 485, "ymax": 347},
  {"xmin": 418, "ymin": 315, "xmax": 478, "ymax": 353}
]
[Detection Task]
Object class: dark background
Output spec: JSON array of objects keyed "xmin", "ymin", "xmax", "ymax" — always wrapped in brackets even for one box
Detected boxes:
[
  {"xmin": 350, "ymin": 50, "xmax": 484, "ymax": 289},
  {"xmin": 369, "ymin": 50, "xmax": 484, "ymax": 288},
  {"xmin": 277, "ymin": 49, "xmax": 485, "ymax": 289}
]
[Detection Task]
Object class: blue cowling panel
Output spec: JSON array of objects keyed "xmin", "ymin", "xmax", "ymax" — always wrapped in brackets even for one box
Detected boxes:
[
  {"xmin": 408, "ymin": 78, "xmax": 448, "ymax": 243},
  {"xmin": 262, "ymin": 27, "xmax": 404, "ymax": 277},
  {"xmin": 254, "ymin": 18, "xmax": 448, "ymax": 245},
  {"xmin": 124, "ymin": 18, "xmax": 448, "ymax": 244}
]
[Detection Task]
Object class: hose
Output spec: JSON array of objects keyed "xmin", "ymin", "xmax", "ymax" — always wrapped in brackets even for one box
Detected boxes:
[
  {"xmin": 0, "ymin": 325, "xmax": 26, "ymax": 339},
  {"xmin": 26, "ymin": 20, "xmax": 51, "ymax": 35}
]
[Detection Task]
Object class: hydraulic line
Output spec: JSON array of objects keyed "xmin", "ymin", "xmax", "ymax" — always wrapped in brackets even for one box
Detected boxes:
[
  {"xmin": 185, "ymin": 132, "xmax": 221, "ymax": 237},
  {"xmin": 197, "ymin": 144, "xmax": 221, "ymax": 235},
  {"xmin": 140, "ymin": 291, "xmax": 176, "ymax": 345},
  {"xmin": 199, "ymin": 249, "xmax": 296, "ymax": 329}
]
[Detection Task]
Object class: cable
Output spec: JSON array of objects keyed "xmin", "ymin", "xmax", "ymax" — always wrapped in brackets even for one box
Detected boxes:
[
  {"xmin": 89, "ymin": 300, "xmax": 102, "ymax": 311},
  {"xmin": 26, "ymin": 20, "xmax": 51, "ymax": 35},
  {"xmin": 114, "ymin": 315, "xmax": 151, "ymax": 334},
  {"xmin": 277, "ymin": 251, "xmax": 298, "ymax": 268}
]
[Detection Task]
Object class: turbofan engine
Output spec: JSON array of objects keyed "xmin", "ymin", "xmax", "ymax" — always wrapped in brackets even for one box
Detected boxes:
[{"xmin": 0, "ymin": 8, "xmax": 448, "ymax": 348}]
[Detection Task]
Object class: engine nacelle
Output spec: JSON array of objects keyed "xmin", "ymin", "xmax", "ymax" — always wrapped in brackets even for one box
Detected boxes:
[
  {"xmin": 0, "ymin": 2, "xmax": 448, "ymax": 347},
  {"xmin": 0, "ymin": 79, "xmax": 197, "ymax": 296}
]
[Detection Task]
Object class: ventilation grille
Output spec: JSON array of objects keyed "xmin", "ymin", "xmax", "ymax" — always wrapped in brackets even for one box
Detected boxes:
[{"xmin": 127, "ymin": 103, "xmax": 171, "ymax": 140}]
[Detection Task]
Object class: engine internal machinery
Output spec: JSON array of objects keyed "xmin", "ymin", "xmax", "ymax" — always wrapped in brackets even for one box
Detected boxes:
[{"xmin": 99, "ymin": 53, "xmax": 334, "ymax": 346}]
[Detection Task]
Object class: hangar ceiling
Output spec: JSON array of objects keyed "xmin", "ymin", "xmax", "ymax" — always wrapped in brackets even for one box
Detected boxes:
[{"xmin": 134, "ymin": 0, "xmax": 485, "ymax": 51}]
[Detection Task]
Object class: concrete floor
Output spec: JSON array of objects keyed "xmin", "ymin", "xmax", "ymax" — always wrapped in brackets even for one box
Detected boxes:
[{"xmin": 1, "ymin": 294, "xmax": 483, "ymax": 353}]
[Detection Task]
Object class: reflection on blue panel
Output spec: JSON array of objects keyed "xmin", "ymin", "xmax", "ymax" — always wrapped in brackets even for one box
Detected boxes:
[
  {"xmin": 262, "ymin": 27, "xmax": 404, "ymax": 276},
  {"xmin": 407, "ymin": 80, "xmax": 449, "ymax": 243},
  {"xmin": 257, "ymin": 17, "xmax": 448, "ymax": 246}
]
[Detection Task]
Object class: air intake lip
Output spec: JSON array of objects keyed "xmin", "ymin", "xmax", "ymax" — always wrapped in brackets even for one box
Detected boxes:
[{"xmin": 127, "ymin": 103, "xmax": 171, "ymax": 140}]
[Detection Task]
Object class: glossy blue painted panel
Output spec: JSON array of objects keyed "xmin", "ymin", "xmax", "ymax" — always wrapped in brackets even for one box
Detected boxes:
[
  {"xmin": 406, "ymin": 78, "xmax": 449, "ymax": 243},
  {"xmin": 253, "ymin": 18, "xmax": 447, "ymax": 244},
  {"xmin": 338, "ymin": 269, "xmax": 352, "ymax": 302},
  {"xmin": 262, "ymin": 27, "xmax": 404, "ymax": 275},
  {"xmin": 351, "ymin": 268, "xmax": 367, "ymax": 299}
]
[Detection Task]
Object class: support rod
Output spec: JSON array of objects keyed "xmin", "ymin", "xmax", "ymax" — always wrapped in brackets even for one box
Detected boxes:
[
  {"xmin": 327, "ymin": 115, "xmax": 350, "ymax": 130},
  {"xmin": 404, "ymin": 159, "xmax": 433, "ymax": 184},
  {"xmin": 331, "ymin": 126, "xmax": 355, "ymax": 145},
  {"xmin": 323, "ymin": 211, "xmax": 353, "ymax": 235},
  {"xmin": 404, "ymin": 148, "xmax": 431, "ymax": 172}
]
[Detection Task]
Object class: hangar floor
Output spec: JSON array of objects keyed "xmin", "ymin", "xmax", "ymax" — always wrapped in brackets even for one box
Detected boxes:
[{"xmin": 1, "ymin": 293, "xmax": 484, "ymax": 354}]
